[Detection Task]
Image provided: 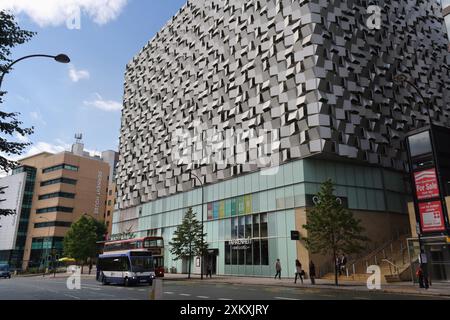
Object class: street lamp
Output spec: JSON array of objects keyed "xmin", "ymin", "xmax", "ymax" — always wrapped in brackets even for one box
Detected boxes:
[
  {"xmin": 37, "ymin": 216, "xmax": 52, "ymax": 276},
  {"xmin": 190, "ymin": 172, "xmax": 205, "ymax": 280},
  {"xmin": 0, "ymin": 53, "xmax": 71, "ymax": 90},
  {"xmin": 393, "ymin": 74, "xmax": 432, "ymax": 124}
]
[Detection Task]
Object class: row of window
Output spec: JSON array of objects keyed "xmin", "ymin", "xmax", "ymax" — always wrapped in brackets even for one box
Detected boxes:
[
  {"xmin": 34, "ymin": 221, "xmax": 72, "ymax": 228},
  {"xmin": 40, "ymin": 177, "xmax": 77, "ymax": 187},
  {"xmin": 231, "ymin": 213, "xmax": 268, "ymax": 239},
  {"xmin": 42, "ymin": 164, "xmax": 79, "ymax": 174},
  {"xmin": 38, "ymin": 192, "xmax": 76, "ymax": 200},
  {"xmin": 36, "ymin": 206, "xmax": 74, "ymax": 214},
  {"xmin": 224, "ymin": 239, "xmax": 269, "ymax": 266}
]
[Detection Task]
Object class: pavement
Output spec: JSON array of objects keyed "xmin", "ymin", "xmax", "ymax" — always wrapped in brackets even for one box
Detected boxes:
[
  {"xmin": 1, "ymin": 275, "xmax": 448, "ymax": 300},
  {"xmin": 160, "ymin": 273, "xmax": 450, "ymax": 298}
]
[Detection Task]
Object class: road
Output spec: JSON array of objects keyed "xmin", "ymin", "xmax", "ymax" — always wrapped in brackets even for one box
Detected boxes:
[{"xmin": 0, "ymin": 276, "xmax": 446, "ymax": 300}]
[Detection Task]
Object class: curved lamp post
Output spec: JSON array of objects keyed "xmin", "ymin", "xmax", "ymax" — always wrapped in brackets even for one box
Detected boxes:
[
  {"xmin": 393, "ymin": 74, "xmax": 432, "ymax": 124},
  {"xmin": 37, "ymin": 215, "xmax": 52, "ymax": 276},
  {"xmin": 190, "ymin": 172, "xmax": 205, "ymax": 280},
  {"xmin": 0, "ymin": 54, "xmax": 71, "ymax": 90}
]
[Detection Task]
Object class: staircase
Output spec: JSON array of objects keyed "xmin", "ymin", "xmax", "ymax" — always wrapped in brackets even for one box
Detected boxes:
[{"xmin": 321, "ymin": 231, "xmax": 413, "ymax": 284}]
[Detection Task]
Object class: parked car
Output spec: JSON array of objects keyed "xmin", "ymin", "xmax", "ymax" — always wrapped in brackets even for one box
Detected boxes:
[{"xmin": 0, "ymin": 264, "xmax": 11, "ymax": 279}]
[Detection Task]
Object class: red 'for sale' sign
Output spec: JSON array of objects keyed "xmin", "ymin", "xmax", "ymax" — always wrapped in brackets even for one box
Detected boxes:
[
  {"xmin": 419, "ymin": 201, "xmax": 445, "ymax": 233},
  {"xmin": 414, "ymin": 169, "xmax": 440, "ymax": 200}
]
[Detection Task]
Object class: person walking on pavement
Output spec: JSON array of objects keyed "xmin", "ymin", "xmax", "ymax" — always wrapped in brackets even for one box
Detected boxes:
[
  {"xmin": 274, "ymin": 259, "xmax": 282, "ymax": 279},
  {"xmin": 206, "ymin": 261, "xmax": 213, "ymax": 278},
  {"xmin": 416, "ymin": 264, "xmax": 429, "ymax": 289},
  {"xmin": 294, "ymin": 259, "xmax": 304, "ymax": 284},
  {"xmin": 309, "ymin": 260, "xmax": 316, "ymax": 285},
  {"xmin": 340, "ymin": 254, "xmax": 347, "ymax": 275}
]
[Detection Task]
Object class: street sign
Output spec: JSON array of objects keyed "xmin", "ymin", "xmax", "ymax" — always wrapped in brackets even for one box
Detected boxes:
[{"xmin": 291, "ymin": 231, "xmax": 300, "ymax": 241}]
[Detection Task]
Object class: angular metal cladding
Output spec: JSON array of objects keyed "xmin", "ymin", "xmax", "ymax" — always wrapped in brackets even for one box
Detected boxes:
[{"xmin": 117, "ymin": 0, "xmax": 450, "ymax": 209}]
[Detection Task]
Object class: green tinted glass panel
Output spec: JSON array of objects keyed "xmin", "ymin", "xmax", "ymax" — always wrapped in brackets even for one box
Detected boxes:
[
  {"xmin": 225, "ymin": 199, "xmax": 231, "ymax": 218},
  {"xmin": 237, "ymin": 197, "xmax": 245, "ymax": 215},
  {"xmin": 244, "ymin": 195, "xmax": 252, "ymax": 214},
  {"xmin": 231, "ymin": 198, "xmax": 237, "ymax": 216}
]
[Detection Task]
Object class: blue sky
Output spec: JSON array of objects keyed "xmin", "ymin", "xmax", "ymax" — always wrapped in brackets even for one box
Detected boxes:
[{"xmin": 1, "ymin": 0, "xmax": 186, "ymax": 158}]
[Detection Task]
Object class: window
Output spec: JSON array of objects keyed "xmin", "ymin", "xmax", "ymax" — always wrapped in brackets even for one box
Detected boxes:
[
  {"xmin": 40, "ymin": 178, "xmax": 77, "ymax": 187},
  {"xmin": 238, "ymin": 216, "xmax": 245, "ymax": 238},
  {"xmin": 34, "ymin": 221, "xmax": 72, "ymax": 228},
  {"xmin": 38, "ymin": 192, "xmax": 75, "ymax": 200},
  {"xmin": 253, "ymin": 240, "xmax": 260, "ymax": 265},
  {"xmin": 253, "ymin": 215, "xmax": 260, "ymax": 238},
  {"xmin": 107, "ymin": 210, "xmax": 111, "ymax": 217},
  {"xmin": 109, "ymin": 189, "xmax": 113, "ymax": 196},
  {"xmin": 245, "ymin": 215, "xmax": 252, "ymax": 238},
  {"xmin": 42, "ymin": 164, "xmax": 79, "ymax": 174},
  {"xmin": 231, "ymin": 217, "xmax": 238, "ymax": 239},
  {"xmin": 260, "ymin": 213, "xmax": 268, "ymax": 237},
  {"xmin": 261, "ymin": 239, "xmax": 269, "ymax": 265},
  {"xmin": 36, "ymin": 206, "xmax": 74, "ymax": 214},
  {"xmin": 108, "ymin": 200, "xmax": 112, "ymax": 206}
]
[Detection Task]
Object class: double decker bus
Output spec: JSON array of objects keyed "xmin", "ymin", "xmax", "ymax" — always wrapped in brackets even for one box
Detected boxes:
[{"xmin": 102, "ymin": 236, "xmax": 165, "ymax": 277}]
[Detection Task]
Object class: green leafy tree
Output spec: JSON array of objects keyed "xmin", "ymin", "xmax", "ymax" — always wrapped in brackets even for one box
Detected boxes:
[
  {"xmin": 63, "ymin": 215, "xmax": 106, "ymax": 274},
  {"xmin": 0, "ymin": 11, "xmax": 35, "ymax": 217},
  {"xmin": 303, "ymin": 179, "xmax": 368, "ymax": 286},
  {"xmin": 169, "ymin": 207, "xmax": 208, "ymax": 279}
]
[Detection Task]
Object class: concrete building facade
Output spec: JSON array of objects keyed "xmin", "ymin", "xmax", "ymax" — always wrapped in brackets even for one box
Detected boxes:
[{"xmin": 114, "ymin": 0, "xmax": 450, "ymax": 277}]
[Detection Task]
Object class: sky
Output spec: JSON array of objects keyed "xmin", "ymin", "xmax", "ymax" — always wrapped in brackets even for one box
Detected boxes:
[{"xmin": 0, "ymin": 0, "xmax": 187, "ymax": 159}]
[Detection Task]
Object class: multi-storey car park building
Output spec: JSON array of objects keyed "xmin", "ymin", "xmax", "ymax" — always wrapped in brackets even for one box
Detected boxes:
[{"xmin": 113, "ymin": 0, "xmax": 450, "ymax": 278}]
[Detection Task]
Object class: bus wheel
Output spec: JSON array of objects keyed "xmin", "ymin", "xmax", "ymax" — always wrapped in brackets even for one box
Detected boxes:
[{"xmin": 124, "ymin": 277, "xmax": 130, "ymax": 287}]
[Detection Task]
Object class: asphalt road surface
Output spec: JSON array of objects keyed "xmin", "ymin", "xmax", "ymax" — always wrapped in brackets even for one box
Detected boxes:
[{"xmin": 0, "ymin": 276, "xmax": 446, "ymax": 300}]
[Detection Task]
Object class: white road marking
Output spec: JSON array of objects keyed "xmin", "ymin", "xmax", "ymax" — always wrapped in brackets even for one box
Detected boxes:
[
  {"xmin": 164, "ymin": 292, "xmax": 174, "ymax": 294},
  {"xmin": 354, "ymin": 297, "xmax": 370, "ymax": 300},
  {"xmin": 197, "ymin": 296, "xmax": 209, "ymax": 299},
  {"xmin": 64, "ymin": 294, "xmax": 81, "ymax": 300},
  {"xmin": 274, "ymin": 296, "xmax": 300, "ymax": 300},
  {"xmin": 179, "ymin": 293, "xmax": 191, "ymax": 297},
  {"xmin": 218, "ymin": 298, "xmax": 232, "ymax": 300}
]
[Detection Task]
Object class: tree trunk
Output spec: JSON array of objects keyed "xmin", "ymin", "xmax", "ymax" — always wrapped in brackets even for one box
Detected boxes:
[{"xmin": 188, "ymin": 242, "xmax": 192, "ymax": 279}]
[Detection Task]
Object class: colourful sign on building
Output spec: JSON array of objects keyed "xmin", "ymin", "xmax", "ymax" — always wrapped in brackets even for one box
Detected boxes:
[
  {"xmin": 414, "ymin": 169, "xmax": 440, "ymax": 200},
  {"xmin": 219, "ymin": 200, "xmax": 225, "ymax": 218},
  {"xmin": 419, "ymin": 201, "xmax": 446, "ymax": 233}
]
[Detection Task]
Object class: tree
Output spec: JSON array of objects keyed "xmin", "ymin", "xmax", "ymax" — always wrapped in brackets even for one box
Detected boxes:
[
  {"xmin": 303, "ymin": 179, "xmax": 368, "ymax": 286},
  {"xmin": 0, "ymin": 11, "xmax": 35, "ymax": 217},
  {"xmin": 63, "ymin": 216, "xmax": 106, "ymax": 274},
  {"xmin": 169, "ymin": 207, "xmax": 208, "ymax": 279}
]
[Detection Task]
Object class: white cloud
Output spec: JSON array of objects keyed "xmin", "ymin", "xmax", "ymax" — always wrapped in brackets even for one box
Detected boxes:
[
  {"xmin": 69, "ymin": 65, "xmax": 90, "ymax": 82},
  {"xmin": 14, "ymin": 133, "xmax": 30, "ymax": 143},
  {"xmin": 0, "ymin": 0, "xmax": 128, "ymax": 27},
  {"xmin": 24, "ymin": 141, "xmax": 69, "ymax": 157},
  {"xmin": 30, "ymin": 111, "xmax": 47, "ymax": 126},
  {"xmin": 84, "ymin": 93, "xmax": 122, "ymax": 112}
]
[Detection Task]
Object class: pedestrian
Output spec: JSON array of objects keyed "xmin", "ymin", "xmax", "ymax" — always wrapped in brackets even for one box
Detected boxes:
[
  {"xmin": 206, "ymin": 261, "xmax": 213, "ymax": 278},
  {"xmin": 274, "ymin": 259, "xmax": 282, "ymax": 279},
  {"xmin": 294, "ymin": 259, "xmax": 303, "ymax": 284},
  {"xmin": 416, "ymin": 264, "xmax": 429, "ymax": 289},
  {"xmin": 336, "ymin": 256, "xmax": 341, "ymax": 275},
  {"xmin": 340, "ymin": 254, "xmax": 347, "ymax": 275},
  {"xmin": 309, "ymin": 260, "xmax": 316, "ymax": 285}
]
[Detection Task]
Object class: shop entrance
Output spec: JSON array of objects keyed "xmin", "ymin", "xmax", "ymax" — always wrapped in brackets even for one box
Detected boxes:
[{"xmin": 204, "ymin": 249, "xmax": 218, "ymax": 276}]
